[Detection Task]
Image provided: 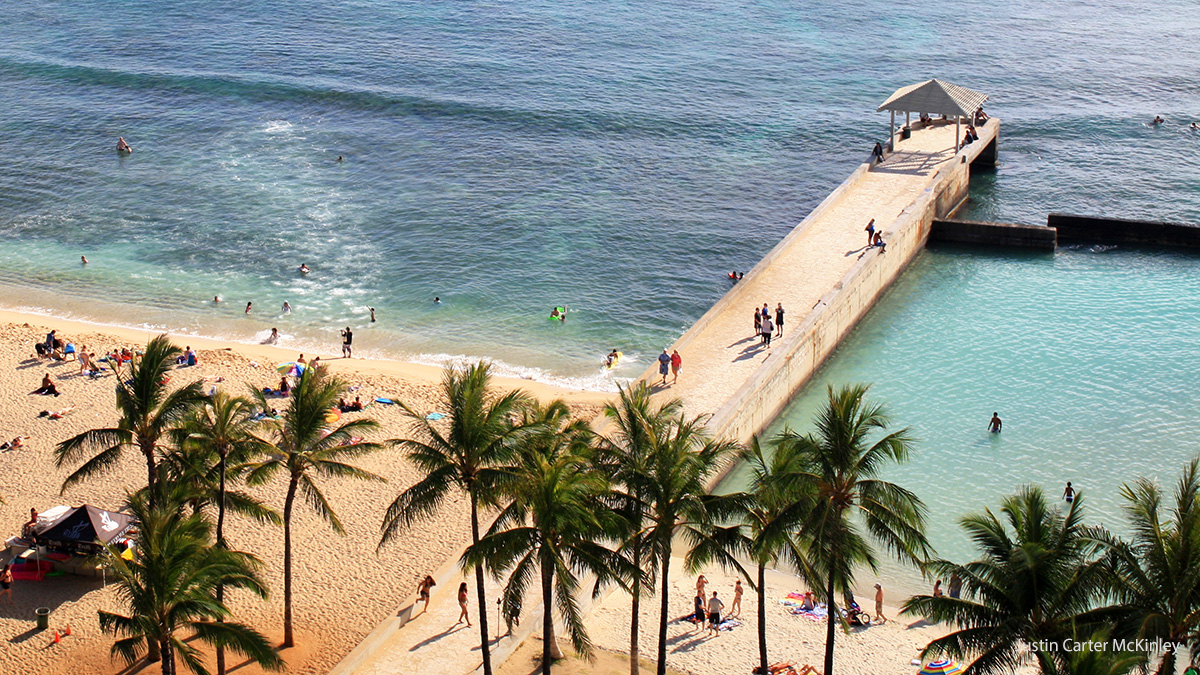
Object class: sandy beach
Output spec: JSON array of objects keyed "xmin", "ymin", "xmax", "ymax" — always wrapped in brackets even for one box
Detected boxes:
[
  {"xmin": 585, "ymin": 560, "xmax": 956, "ymax": 675},
  {"xmin": 0, "ymin": 311, "xmax": 609, "ymax": 675}
]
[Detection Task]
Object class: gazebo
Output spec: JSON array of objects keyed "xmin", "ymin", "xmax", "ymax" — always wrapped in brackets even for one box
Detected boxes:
[{"xmin": 877, "ymin": 79, "xmax": 988, "ymax": 150}]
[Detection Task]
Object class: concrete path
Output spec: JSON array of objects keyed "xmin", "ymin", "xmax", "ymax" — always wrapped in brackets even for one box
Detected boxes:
[
  {"xmin": 352, "ymin": 568, "xmax": 526, "ymax": 675},
  {"xmin": 647, "ymin": 122, "xmax": 967, "ymax": 422}
]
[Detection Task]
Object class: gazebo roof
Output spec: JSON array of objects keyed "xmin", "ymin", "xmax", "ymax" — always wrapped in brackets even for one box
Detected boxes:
[{"xmin": 877, "ymin": 79, "xmax": 988, "ymax": 118}]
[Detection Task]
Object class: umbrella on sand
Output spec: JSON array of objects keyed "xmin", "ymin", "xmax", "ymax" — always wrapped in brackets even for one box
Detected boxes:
[
  {"xmin": 919, "ymin": 660, "xmax": 963, "ymax": 675},
  {"xmin": 276, "ymin": 362, "xmax": 306, "ymax": 377}
]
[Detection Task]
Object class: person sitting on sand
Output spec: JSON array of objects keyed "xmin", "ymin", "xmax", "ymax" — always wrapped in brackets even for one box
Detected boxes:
[
  {"xmin": 279, "ymin": 377, "xmax": 290, "ymax": 395},
  {"xmin": 800, "ymin": 591, "xmax": 816, "ymax": 610},
  {"xmin": 120, "ymin": 347, "xmax": 133, "ymax": 362},
  {"xmin": 33, "ymin": 373, "xmax": 60, "ymax": 397},
  {"xmin": 349, "ymin": 396, "xmax": 363, "ymax": 412},
  {"xmin": 268, "ymin": 328, "xmax": 279, "ymax": 344}
]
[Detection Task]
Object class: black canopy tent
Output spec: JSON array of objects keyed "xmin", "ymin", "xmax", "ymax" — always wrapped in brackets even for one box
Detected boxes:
[{"xmin": 37, "ymin": 504, "xmax": 136, "ymax": 555}]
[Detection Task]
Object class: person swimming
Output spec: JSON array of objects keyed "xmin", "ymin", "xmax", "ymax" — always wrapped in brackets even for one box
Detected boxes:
[
  {"xmin": 116, "ymin": 137, "xmax": 132, "ymax": 153},
  {"xmin": 298, "ymin": 264, "xmax": 310, "ymax": 274},
  {"xmin": 1153, "ymin": 115, "xmax": 1165, "ymax": 126},
  {"xmin": 549, "ymin": 306, "xmax": 568, "ymax": 321},
  {"xmin": 282, "ymin": 301, "xmax": 291, "ymax": 313},
  {"xmin": 434, "ymin": 296, "xmax": 441, "ymax": 304},
  {"xmin": 337, "ymin": 155, "xmax": 344, "ymax": 162},
  {"xmin": 213, "ymin": 296, "xmax": 221, "ymax": 303},
  {"xmin": 81, "ymin": 255, "xmax": 89, "ymax": 264}
]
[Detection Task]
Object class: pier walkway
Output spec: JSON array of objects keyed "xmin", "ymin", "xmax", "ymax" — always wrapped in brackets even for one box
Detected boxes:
[{"xmin": 639, "ymin": 118, "xmax": 999, "ymax": 447}]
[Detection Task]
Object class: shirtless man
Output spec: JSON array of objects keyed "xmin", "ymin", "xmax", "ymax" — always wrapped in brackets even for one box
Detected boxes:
[
  {"xmin": 989, "ymin": 412, "xmax": 1002, "ymax": 433},
  {"xmin": 874, "ymin": 583, "xmax": 887, "ymax": 624},
  {"xmin": 116, "ymin": 137, "xmax": 132, "ymax": 153}
]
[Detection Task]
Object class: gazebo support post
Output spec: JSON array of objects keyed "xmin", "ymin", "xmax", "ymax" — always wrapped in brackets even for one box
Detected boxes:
[
  {"xmin": 955, "ymin": 115, "xmax": 961, "ymax": 151},
  {"xmin": 889, "ymin": 110, "xmax": 895, "ymax": 151}
]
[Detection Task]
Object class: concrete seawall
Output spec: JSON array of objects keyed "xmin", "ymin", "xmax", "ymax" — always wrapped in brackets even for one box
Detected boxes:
[
  {"xmin": 930, "ymin": 218, "xmax": 1056, "ymax": 249},
  {"xmin": 1049, "ymin": 213, "xmax": 1200, "ymax": 247}
]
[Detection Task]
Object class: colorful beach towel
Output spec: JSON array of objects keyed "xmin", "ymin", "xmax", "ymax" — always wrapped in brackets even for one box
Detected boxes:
[
  {"xmin": 718, "ymin": 618, "xmax": 741, "ymax": 631},
  {"xmin": 789, "ymin": 603, "xmax": 828, "ymax": 621}
]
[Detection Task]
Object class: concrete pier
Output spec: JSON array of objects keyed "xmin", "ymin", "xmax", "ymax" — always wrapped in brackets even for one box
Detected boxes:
[
  {"xmin": 930, "ymin": 218, "xmax": 1056, "ymax": 249},
  {"xmin": 635, "ymin": 118, "xmax": 1000, "ymax": 453}
]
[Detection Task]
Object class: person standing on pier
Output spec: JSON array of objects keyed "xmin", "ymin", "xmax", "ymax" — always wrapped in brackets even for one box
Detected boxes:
[
  {"xmin": 775, "ymin": 303, "xmax": 785, "ymax": 338},
  {"xmin": 865, "ymin": 219, "xmax": 876, "ymax": 245},
  {"xmin": 753, "ymin": 308, "xmax": 762, "ymax": 338},
  {"xmin": 761, "ymin": 315, "xmax": 774, "ymax": 348}
]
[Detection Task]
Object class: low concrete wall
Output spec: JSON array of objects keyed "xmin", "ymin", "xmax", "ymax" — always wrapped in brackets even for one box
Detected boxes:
[
  {"xmin": 1049, "ymin": 213, "xmax": 1200, "ymax": 247},
  {"xmin": 704, "ymin": 119, "xmax": 998, "ymax": 463},
  {"xmin": 930, "ymin": 218, "xmax": 1056, "ymax": 250}
]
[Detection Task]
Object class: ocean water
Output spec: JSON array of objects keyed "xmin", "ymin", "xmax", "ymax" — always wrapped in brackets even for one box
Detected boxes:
[
  {"xmin": 722, "ymin": 244, "xmax": 1200, "ymax": 593},
  {"xmin": 1, "ymin": 0, "xmax": 1199, "ymax": 389}
]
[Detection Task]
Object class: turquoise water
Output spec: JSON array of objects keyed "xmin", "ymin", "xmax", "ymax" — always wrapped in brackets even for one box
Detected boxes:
[
  {"xmin": 724, "ymin": 244, "xmax": 1200, "ymax": 591},
  {"xmin": 2, "ymin": 1, "xmax": 1200, "ymax": 388}
]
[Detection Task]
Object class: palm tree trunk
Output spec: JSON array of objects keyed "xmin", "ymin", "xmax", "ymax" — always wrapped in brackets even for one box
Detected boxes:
[
  {"xmin": 160, "ymin": 636, "xmax": 173, "ymax": 675},
  {"xmin": 1156, "ymin": 643, "xmax": 1177, "ymax": 675},
  {"xmin": 143, "ymin": 437, "xmax": 158, "ymax": 504},
  {"xmin": 757, "ymin": 563, "xmax": 767, "ymax": 675},
  {"xmin": 282, "ymin": 476, "xmax": 298, "ymax": 649},
  {"xmin": 216, "ymin": 449, "xmax": 228, "ymax": 675},
  {"xmin": 541, "ymin": 552, "xmax": 554, "ymax": 675},
  {"xmin": 629, "ymin": 531, "xmax": 641, "ymax": 675},
  {"xmin": 471, "ymin": 493, "xmax": 494, "ymax": 675},
  {"xmin": 823, "ymin": 573, "xmax": 836, "ymax": 675},
  {"xmin": 656, "ymin": 535, "xmax": 671, "ymax": 675}
]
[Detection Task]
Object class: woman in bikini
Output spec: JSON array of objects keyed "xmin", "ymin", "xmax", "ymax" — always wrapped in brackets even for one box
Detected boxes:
[{"xmin": 456, "ymin": 581, "xmax": 472, "ymax": 626}]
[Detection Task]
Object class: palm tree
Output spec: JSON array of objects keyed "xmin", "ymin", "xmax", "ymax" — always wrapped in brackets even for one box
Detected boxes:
[
  {"xmin": 1092, "ymin": 459, "xmax": 1200, "ymax": 675},
  {"xmin": 690, "ymin": 435, "xmax": 813, "ymax": 675},
  {"xmin": 638, "ymin": 408, "xmax": 737, "ymax": 675},
  {"xmin": 99, "ymin": 486, "xmax": 283, "ymax": 675},
  {"xmin": 167, "ymin": 391, "xmax": 280, "ymax": 675},
  {"xmin": 901, "ymin": 486, "xmax": 1107, "ymax": 675},
  {"xmin": 246, "ymin": 366, "xmax": 384, "ymax": 649},
  {"xmin": 1059, "ymin": 629, "xmax": 1144, "ymax": 675},
  {"xmin": 594, "ymin": 383, "xmax": 680, "ymax": 675},
  {"xmin": 784, "ymin": 384, "xmax": 930, "ymax": 675},
  {"xmin": 379, "ymin": 362, "xmax": 533, "ymax": 675},
  {"xmin": 55, "ymin": 334, "xmax": 205, "ymax": 502},
  {"xmin": 467, "ymin": 400, "xmax": 633, "ymax": 675}
]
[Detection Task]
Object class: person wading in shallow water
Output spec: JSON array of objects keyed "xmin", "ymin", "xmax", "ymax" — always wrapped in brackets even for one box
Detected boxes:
[{"xmin": 989, "ymin": 412, "xmax": 1002, "ymax": 433}]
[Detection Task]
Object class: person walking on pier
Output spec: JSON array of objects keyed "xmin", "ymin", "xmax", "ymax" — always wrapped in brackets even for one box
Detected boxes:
[
  {"xmin": 670, "ymin": 349, "xmax": 682, "ymax": 384},
  {"xmin": 865, "ymin": 219, "xmax": 876, "ymax": 245},
  {"xmin": 775, "ymin": 303, "xmax": 785, "ymax": 338},
  {"xmin": 658, "ymin": 349, "xmax": 671, "ymax": 386},
  {"xmin": 761, "ymin": 315, "xmax": 774, "ymax": 348}
]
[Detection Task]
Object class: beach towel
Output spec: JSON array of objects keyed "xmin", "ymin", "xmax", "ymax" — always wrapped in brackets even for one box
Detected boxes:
[
  {"xmin": 374, "ymin": 397, "xmax": 395, "ymax": 405},
  {"xmin": 425, "ymin": 412, "xmax": 445, "ymax": 421},
  {"xmin": 718, "ymin": 618, "xmax": 741, "ymax": 631},
  {"xmin": 790, "ymin": 603, "xmax": 828, "ymax": 621}
]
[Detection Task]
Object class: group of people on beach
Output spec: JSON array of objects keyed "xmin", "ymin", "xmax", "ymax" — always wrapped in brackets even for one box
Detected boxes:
[
  {"xmin": 692, "ymin": 575, "xmax": 739, "ymax": 637},
  {"xmin": 753, "ymin": 303, "xmax": 785, "ymax": 347}
]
